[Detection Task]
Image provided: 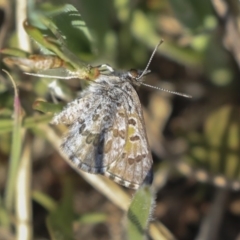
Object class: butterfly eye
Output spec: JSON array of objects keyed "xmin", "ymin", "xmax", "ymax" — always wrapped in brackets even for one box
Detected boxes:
[{"xmin": 128, "ymin": 69, "xmax": 139, "ymax": 79}]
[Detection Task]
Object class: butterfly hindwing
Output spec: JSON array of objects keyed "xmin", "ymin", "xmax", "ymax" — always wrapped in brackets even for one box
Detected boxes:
[{"xmin": 104, "ymin": 85, "xmax": 153, "ymax": 189}]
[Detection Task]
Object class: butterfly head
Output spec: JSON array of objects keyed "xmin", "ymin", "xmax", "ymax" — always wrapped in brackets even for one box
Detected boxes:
[
  {"xmin": 127, "ymin": 69, "xmax": 151, "ymax": 84},
  {"xmin": 128, "ymin": 69, "xmax": 151, "ymax": 80}
]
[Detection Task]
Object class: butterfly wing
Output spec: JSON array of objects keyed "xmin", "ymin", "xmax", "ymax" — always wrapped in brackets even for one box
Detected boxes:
[
  {"xmin": 103, "ymin": 83, "xmax": 153, "ymax": 189},
  {"xmin": 54, "ymin": 93, "xmax": 127, "ymax": 174}
]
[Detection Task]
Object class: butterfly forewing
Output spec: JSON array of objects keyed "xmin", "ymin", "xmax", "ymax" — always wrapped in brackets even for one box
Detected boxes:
[{"xmin": 53, "ymin": 86, "xmax": 126, "ymax": 173}]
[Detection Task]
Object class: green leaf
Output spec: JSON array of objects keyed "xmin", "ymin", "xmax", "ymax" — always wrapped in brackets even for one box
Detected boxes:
[
  {"xmin": 46, "ymin": 177, "xmax": 75, "ymax": 240},
  {"xmin": 126, "ymin": 186, "xmax": 154, "ymax": 240},
  {"xmin": 0, "ymin": 114, "xmax": 53, "ymax": 134},
  {"xmin": 77, "ymin": 213, "xmax": 107, "ymax": 224},
  {"xmin": 42, "ymin": 4, "xmax": 94, "ymax": 55},
  {"xmin": 32, "ymin": 191, "xmax": 57, "ymax": 212},
  {"xmin": 1, "ymin": 48, "xmax": 30, "ymax": 58},
  {"xmin": 32, "ymin": 100, "xmax": 64, "ymax": 114},
  {"xmin": 27, "ymin": 4, "xmax": 95, "ymax": 60}
]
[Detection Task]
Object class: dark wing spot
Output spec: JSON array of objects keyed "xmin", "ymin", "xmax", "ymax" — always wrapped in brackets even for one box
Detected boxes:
[
  {"xmin": 129, "ymin": 183, "xmax": 137, "ymax": 189},
  {"xmin": 82, "ymin": 130, "xmax": 90, "ymax": 136},
  {"xmin": 86, "ymin": 133, "xmax": 96, "ymax": 144},
  {"xmin": 103, "ymin": 115, "xmax": 110, "ymax": 121},
  {"xmin": 119, "ymin": 130, "xmax": 125, "ymax": 139},
  {"xmin": 97, "ymin": 104, "xmax": 102, "ymax": 110},
  {"xmin": 113, "ymin": 129, "xmax": 118, "ymax": 137},
  {"xmin": 136, "ymin": 155, "xmax": 144, "ymax": 162},
  {"xmin": 79, "ymin": 123, "xmax": 86, "ymax": 134},
  {"xmin": 128, "ymin": 118, "xmax": 136, "ymax": 126},
  {"xmin": 104, "ymin": 140, "xmax": 112, "ymax": 153},
  {"xmin": 85, "ymin": 103, "xmax": 90, "ymax": 108},
  {"xmin": 116, "ymin": 102, "xmax": 121, "ymax": 107},
  {"xmin": 130, "ymin": 135, "xmax": 140, "ymax": 141},
  {"xmin": 118, "ymin": 179, "xmax": 126, "ymax": 186},
  {"xmin": 92, "ymin": 114, "xmax": 99, "ymax": 121},
  {"xmin": 121, "ymin": 152, "xmax": 126, "ymax": 158},
  {"xmin": 118, "ymin": 112, "xmax": 125, "ymax": 118},
  {"xmin": 128, "ymin": 158, "xmax": 135, "ymax": 165},
  {"xmin": 78, "ymin": 119, "xmax": 85, "ymax": 124}
]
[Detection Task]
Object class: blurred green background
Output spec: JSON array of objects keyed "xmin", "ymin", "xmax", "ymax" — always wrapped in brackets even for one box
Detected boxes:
[{"xmin": 0, "ymin": 0, "xmax": 240, "ymax": 239}]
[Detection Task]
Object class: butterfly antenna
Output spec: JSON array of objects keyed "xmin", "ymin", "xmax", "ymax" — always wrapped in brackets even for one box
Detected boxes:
[
  {"xmin": 137, "ymin": 39, "xmax": 191, "ymax": 98},
  {"xmin": 140, "ymin": 82, "xmax": 192, "ymax": 98},
  {"xmin": 137, "ymin": 39, "xmax": 164, "ymax": 80}
]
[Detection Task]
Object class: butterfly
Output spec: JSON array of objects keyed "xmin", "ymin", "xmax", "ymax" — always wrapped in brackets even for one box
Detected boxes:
[{"xmin": 51, "ymin": 65, "xmax": 155, "ymax": 189}]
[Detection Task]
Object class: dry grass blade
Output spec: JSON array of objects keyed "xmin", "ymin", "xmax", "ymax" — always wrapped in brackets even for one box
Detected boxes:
[{"xmin": 16, "ymin": 137, "xmax": 32, "ymax": 240}]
